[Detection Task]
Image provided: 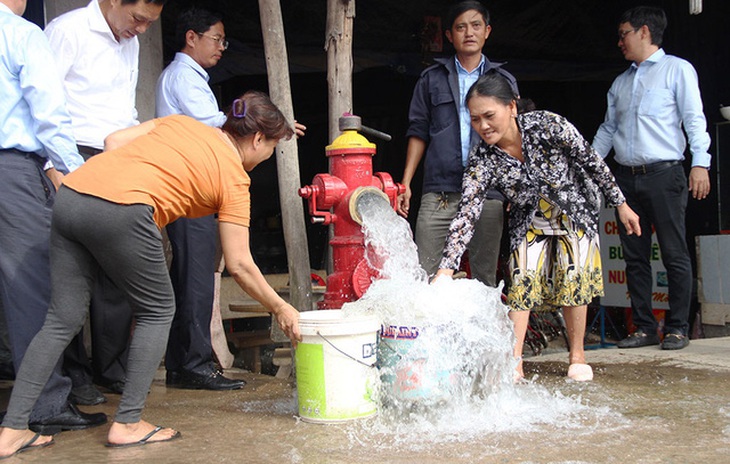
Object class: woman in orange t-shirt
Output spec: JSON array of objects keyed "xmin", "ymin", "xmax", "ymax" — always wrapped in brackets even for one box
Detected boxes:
[{"xmin": 0, "ymin": 91, "xmax": 300, "ymax": 455}]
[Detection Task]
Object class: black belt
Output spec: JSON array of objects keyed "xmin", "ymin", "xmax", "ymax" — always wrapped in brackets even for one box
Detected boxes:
[
  {"xmin": 616, "ymin": 160, "xmax": 681, "ymax": 175},
  {"xmin": 77, "ymin": 145, "xmax": 102, "ymax": 160},
  {"xmin": 0, "ymin": 148, "xmax": 44, "ymax": 165}
]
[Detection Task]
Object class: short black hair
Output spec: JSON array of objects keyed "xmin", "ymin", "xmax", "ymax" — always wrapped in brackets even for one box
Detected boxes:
[
  {"xmin": 174, "ymin": 7, "xmax": 223, "ymax": 52},
  {"xmin": 620, "ymin": 6, "xmax": 667, "ymax": 47},
  {"xmin": 445, "ymin": 1, "xmax": 490, "ymax": 31}
]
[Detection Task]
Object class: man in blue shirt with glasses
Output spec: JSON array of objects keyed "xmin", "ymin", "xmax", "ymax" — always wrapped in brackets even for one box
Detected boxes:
[
  {"xmin": 156, "ymin": 7, "xmax": 243, "ymax": 391},
  {"xmin": 593, "ymin": 6, "xmax": 711, "ymax": 351}
]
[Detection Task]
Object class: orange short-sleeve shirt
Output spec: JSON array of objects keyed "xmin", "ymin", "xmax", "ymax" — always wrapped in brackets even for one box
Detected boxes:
[{"xmin": 64, "ymin": 115, "xmax": 251, "ymax": 228}]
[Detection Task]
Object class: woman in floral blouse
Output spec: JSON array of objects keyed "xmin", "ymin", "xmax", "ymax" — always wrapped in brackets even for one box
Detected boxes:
[{"xmin": 436, "ymin": 73, "xmax": 641, "ymax": 382}]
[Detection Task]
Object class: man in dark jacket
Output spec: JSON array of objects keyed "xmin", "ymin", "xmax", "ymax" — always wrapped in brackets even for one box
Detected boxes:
[{"xmin": 397, "ymin": 0, "xmax": 518, "ymax": 285}]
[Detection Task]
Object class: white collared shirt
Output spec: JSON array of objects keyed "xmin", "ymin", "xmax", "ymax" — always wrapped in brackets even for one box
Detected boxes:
[{"xmin": 45, "ymin": 0, "xmax": 139, "ymax": 149}]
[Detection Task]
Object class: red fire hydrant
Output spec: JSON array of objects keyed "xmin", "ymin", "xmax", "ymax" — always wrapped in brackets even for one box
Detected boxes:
[{"xmin": 299, "ymin": 115, "xmax": 405, "ymax": 309}]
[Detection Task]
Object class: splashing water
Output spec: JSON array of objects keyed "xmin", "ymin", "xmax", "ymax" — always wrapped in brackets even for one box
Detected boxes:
[
  {"xmin": 355, "ymin": 190, "xmax": 427, "ymax": 283},
  {"xmin": 346, "ymin": 193, "xmax": 515, "ymax": 418},
  {"xmin": 333, "ymin": 193, "xmax": 605, "ymax": 442}
]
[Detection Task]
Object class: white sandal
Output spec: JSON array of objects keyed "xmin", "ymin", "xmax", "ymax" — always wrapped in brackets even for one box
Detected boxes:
[{"xmin": 567, "ymin": 363, "xmax": 593, "ymax": 382}]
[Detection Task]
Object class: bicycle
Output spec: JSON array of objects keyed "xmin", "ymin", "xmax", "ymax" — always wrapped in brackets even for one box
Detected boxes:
[{"xmin": 524, "ymin": 309, "xmax": 570, "ymax": 356}]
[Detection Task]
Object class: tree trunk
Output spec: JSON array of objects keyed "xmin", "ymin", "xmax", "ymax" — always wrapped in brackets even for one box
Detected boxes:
[
  {"xmin": 325, "ymin": 0, "xmax": 355, "ymax": 142},
  {"xmin": 258, "ymin": 0, "xmax": 314, "ymax": 341}
]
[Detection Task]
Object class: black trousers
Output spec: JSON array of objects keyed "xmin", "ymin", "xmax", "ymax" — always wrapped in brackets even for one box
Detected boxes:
[
  {"xmin": 0, "ymin": 150, "xmax": 71, "ymax": 420},
  {"xmin": 614, "ymin": 163, "xmax": 692, "ymax": 336},
  {"xmin": 164, "ymin": 215, "xmax": 218, "ymax": 375},
  {"xmin": 63, "ymin": 145, "xmax": 131, "ymax": 388}
]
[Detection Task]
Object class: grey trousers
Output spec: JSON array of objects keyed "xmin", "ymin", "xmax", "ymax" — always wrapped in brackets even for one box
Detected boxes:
[
  {"xmin": 2, "ymin": 186, "xmax": 174, "ymax": 428},
  {"xmin": 415, "ymin": 192, "xmax": 504, "ymax": 286},
  {"xmin": 0, "ymin": 150, "xmax": 71, "ymax": 422}
]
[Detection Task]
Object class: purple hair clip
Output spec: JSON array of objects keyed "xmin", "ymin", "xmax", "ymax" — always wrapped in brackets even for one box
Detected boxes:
[{"xmin": 232, "ymin": 99, "xmax": 247, "ymax": 118}]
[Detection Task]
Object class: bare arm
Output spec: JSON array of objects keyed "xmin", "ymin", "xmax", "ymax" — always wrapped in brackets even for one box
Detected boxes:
[
  {"xmin": 103, "ymin": 120, "xmax": 157, "ymax": 151},
  {"xmin": 397, "ymin": 137, "xmax": 426, "ymax": 218},
  {"xmin": 219, "ymin": 221, "xmax": 301, "ymax": 344}
]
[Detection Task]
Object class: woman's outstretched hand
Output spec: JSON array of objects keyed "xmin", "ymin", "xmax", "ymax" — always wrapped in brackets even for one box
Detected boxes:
[
  {"xmin": 273, "ymin": 303, "xmax": 302, "ymax": 346},
  {"xmin": 431, "ymin": 268, "xmax": 455, "ymax": 283}
]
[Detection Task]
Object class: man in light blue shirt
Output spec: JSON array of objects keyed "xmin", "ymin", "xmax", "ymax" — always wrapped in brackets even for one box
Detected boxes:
[
  {"xmin": 0, "ymin": 0, "xmax": 106, "ymax": 444},
  {"xmin": 155, "ymin": 7, "xmax": 243, "ymax": 391},
  {"xmin": 593, "ymin": 6, "xmax": 711, "ymax": 351},
  {"xmin": 156, "ymin": 9, "xmax": 227, "ymax": 127}
]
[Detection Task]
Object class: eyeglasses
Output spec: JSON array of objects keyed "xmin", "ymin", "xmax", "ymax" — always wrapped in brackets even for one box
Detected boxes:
[
  {"xmin": 618, "ymin": 28, "xmax": 638, "ymax": 41},
  {"xmin": 197, "ymin": 33, "xmax": 229, "ymax": 50}
]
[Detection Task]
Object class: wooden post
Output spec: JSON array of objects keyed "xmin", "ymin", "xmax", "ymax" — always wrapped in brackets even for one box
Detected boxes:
[
  {"xmin": 323, "ymin": 0, "xmax": 355, "ymax": 276},
  {"xmin": 325, "ymin": 0, "xmax": 355, "ymax": 142},
  {"xmin": 258, "ymin": 0, "xmax": 314, "ymax": 341}
]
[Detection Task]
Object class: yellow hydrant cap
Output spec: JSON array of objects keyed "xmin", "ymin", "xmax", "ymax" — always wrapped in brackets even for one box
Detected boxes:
[{"xmin": 326, "ymin": 130, "xmax": 376, "ymax": 153}]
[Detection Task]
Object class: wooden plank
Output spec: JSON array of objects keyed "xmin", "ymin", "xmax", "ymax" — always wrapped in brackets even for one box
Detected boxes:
[
  {"xmin": 226, "ymin": 329, "xmax": 272, "ymax": 349},
  {"xmin": 228, "ymin": 302, "xmax": 270, "ymax": 313}
]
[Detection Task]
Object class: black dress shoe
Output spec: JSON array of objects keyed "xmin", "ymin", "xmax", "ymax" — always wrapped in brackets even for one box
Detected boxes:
[
  {"xmin": 661, "ymin": 332, "xmax": 690, "ymax": 350},
  {"xmin": 29, "ymin": 403, "xmax": 107, "ymax": 435},
  {"xmin": 96, "ymin": 380, "xmax": 125, "ymax": 395},
  {"xmin": 616, "ymin": 329, "xmax": 660, "ymax": 349},
  {"xmin": 69, "ymin": 384, "xmax": 107, "ymax": 406},
  {"xmin": 166, "ymin": 369, "xmax": 246, "ymax": 391}
]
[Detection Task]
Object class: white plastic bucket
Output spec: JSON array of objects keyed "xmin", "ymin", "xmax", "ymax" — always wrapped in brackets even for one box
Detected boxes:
[{"xmin": 295, "ymin": 310, "xmax": 379, "ymax": 423}]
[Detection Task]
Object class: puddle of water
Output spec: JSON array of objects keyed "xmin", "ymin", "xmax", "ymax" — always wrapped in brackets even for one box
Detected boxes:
[{"xmin": 165, "ymin": 193, "xmax": 730, "ymax": 462}]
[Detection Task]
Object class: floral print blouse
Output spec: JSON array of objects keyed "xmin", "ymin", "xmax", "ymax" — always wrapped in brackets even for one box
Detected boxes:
[{"xmin": 440, "ymin": 110, "xmax": 626, "ymax": 270}]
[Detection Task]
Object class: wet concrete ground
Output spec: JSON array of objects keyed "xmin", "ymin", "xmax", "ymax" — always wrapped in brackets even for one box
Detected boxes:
[{"xmin": 1, "ymin": 337, "xmax": 729, "ymax": 463}]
